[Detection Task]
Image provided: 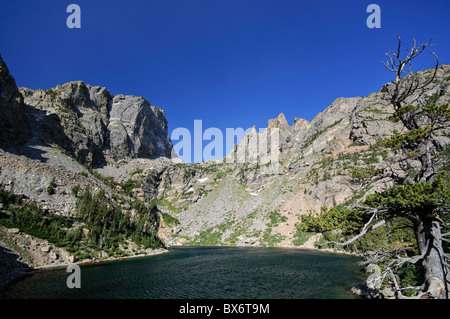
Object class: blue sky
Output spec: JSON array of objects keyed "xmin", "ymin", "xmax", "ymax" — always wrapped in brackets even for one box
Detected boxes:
[{"xmin": 1, "ymin": 0, "xmax": 449, "ymax": 162}]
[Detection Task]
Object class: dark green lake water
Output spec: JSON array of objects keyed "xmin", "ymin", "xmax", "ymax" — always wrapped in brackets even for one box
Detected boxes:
[{"xmin": 1, "ymin": 246, "xmax": 365, "ymax": 299}]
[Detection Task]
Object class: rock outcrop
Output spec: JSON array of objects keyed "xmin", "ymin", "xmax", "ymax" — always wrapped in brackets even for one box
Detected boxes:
[
  {"xmin": 0, "ymin": 225, "xmax": 77, "ymax": 268},
  {"xmin": 108, "ymin": 94, "xmax": 172, "ymax": 161},
  {"xmin": 19, "ymin": 80, "xmax": 173, "ymax": 167}
]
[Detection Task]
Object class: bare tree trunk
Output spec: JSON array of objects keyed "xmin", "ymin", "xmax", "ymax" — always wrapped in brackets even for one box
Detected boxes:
[{"xmin": 415, "ymin": 219, "xmax": 449, "ymax": 298}]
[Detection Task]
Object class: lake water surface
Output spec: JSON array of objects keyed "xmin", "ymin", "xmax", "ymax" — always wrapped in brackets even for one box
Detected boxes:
[{"xmin": 1, "ymin": 246, "xmax": 365, "ymax": 299}]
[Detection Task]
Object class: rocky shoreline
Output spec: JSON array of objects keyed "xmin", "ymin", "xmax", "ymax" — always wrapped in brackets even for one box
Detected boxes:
[
  {"xmin": 0, "ymin": 245, "xmax": 33, "ymax": 293},
  {"xmin": 0, "ymin": 224, "xmax": 170, "ymax": 294},
  {"xmin": 33, "ymin": 247, "xmax": 171, "ymax": 270},
  {"xmin": 0, "ymin": 241, "xmax": 169, "ymax": 294}
]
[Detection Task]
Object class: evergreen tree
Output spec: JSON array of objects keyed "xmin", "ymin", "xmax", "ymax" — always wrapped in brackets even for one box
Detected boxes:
[
  {"xmin": 303, "ymin": 37, "xmax": 450, "ymax": 298},
  {"xmin": 349, "ymin": 37, "xmax": 450, "ymax": 298}
]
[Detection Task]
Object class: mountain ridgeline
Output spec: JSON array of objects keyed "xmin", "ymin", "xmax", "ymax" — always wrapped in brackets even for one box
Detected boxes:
[{"xmin": 1, "ymin": 54, "xmax": 449, "ymax": 296}]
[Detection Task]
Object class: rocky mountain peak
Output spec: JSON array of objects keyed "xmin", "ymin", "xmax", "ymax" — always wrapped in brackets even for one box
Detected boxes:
[
  {"xmin": 267, "ymin": 112, "xmax": 289, "ymax": 129},
  {"xmin": 292, "ymin": 117, "xmax": 309, "ymax": 130},
  {"xmin": 15, "ymin": 75, "xmax": 174, "ymax": 167}
]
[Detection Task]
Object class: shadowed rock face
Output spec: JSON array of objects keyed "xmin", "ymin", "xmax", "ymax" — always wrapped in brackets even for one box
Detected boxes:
[{"xmin": 0, "ymin": 55, "xmax": 31, "ymax": 148}]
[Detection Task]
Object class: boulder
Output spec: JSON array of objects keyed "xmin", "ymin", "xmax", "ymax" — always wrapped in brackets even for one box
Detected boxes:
[
  {"xmin": 40, "ymin": 245, "xmax": 52, "ymax": 254},
  {"xmin": 7, "ymin": 228, "xmax": 20, "ymax": 234}
]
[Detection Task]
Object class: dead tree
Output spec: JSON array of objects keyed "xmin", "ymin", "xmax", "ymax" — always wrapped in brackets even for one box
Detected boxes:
[
  {"xmin": 327, "ymin": 37, "xmax": 450, "ymax": 299},
  {"xmin": 382, "ymin": 36, "xmax": 439, "ymax": 112}
]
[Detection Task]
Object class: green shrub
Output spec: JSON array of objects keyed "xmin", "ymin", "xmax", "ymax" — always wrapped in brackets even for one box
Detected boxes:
[
  {"xmin": 397, "ymin": 263, "xmax": 424, "ymax": 297},
  {"xmin": 71, "ymin": 184, "xmax": 81, "ymax": 197},
  {"xmin": 298, "ymin": 206, "xmax": 367, "ymax": 235},
  {"xmin": 47, "ymin": 177, "xmax": 56, "ymax": 195},
  {"xmin": 120, "ymin": 179, "xmax": 141, "ymax": 196},
  {"xmin": 267, "ymin": 210, "xmax": 287, "ymax": 227},
  {"xmin": 96, "ymin": 189, "xmax": 105, "ymax": 199},
  {"xmin": 292, "ymin": 229, "xmax": 314, "ymax": 246},
  {"xmin": 162, "ymin": 213, "xmax": 180, "ymax": 227},
  {"xmin": 45, "ymin": 89, "xmax": 59, "ymax": 99}
]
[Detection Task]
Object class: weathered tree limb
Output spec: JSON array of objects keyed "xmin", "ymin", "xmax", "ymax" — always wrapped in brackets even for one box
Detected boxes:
[
  {"xmin": 385, "ymin": 267, "xmax": 405, "ymax": 298},
  {"xmin": 383, "ymin": 36, "xmax": 439, "ymax": 109},
  {"xmin": 399, "ymin": 286, "xmax": 421, "ymax": 292},
  {"xmin": 392, "ymin": 254, "xmax": 424, "ymax": 267},
  {"xmin": 321, "ymin": 213, "xmax": 389, "ymax": 246}
]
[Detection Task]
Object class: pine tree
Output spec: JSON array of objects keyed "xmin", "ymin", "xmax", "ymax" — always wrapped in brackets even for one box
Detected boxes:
[{"xmin": 328, "ymin": 37, "xmax": 450, "ymax": 298}]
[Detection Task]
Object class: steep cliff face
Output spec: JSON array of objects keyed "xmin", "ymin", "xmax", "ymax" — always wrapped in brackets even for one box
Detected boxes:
[
  {"xmin": 148, "ymin": 64, "xmax": 450, "ymax": 248},
  {"xmin": 19, "ymin": 81, "xmax": 173, "ymax": 167},
  {"xmin": 0, "ymin": 55, "xmax": 31, "ymax": 148},
  {"xmin": 108, "ymin": 94, "xmax": 172, "ymax": 161}
]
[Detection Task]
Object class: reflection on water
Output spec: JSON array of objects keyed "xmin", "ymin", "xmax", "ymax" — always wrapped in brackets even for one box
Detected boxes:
[{"xmin": 1, "ymin": 246, "xmax": 365, "ymax": 299}]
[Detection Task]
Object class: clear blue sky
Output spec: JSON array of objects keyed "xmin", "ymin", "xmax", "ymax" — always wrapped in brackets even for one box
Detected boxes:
[{"xmin": 1, "ymin": 0, "xmax": 449, "ymax": 162}]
